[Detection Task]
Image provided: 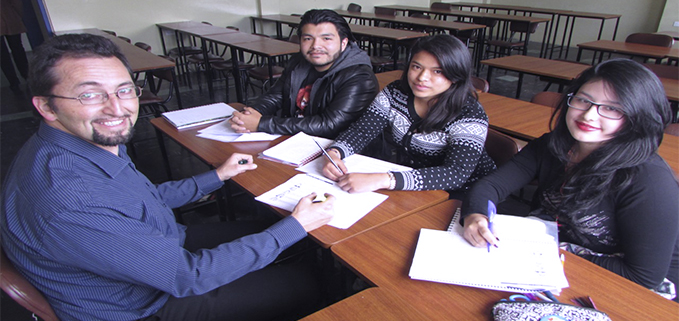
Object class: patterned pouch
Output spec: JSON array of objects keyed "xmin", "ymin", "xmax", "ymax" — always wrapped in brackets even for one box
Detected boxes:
[{"xmin": 492, "ymin": 301, "xmax": 611, "ymax": 321}]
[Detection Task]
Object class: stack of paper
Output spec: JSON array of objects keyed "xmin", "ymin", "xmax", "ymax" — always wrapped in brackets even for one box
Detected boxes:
[
  {"xmin": 196, "ymin": 120, "xmax": 280, "ymax": 142},
  {"xmin": 409, "ymin": 210, "xmax": 569, "ymax": 292},
  {"xmin": 297, "ymin": 153, "xmax": 412, "ymax": 182},
  {"xmin": 162, "ymin": 102, "xmax": 235, "ymax": 129}
]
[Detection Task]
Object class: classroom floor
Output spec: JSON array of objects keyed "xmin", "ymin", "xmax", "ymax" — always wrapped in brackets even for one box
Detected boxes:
[{"xmin": 0, "ymin": 41, "xmax": 583, "ymax": 320}]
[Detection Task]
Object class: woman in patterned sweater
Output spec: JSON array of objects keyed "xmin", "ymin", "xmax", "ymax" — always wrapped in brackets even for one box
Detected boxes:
[{"xmin": 322, "ymin": 34, "xmax": 495, "ymax": 199}]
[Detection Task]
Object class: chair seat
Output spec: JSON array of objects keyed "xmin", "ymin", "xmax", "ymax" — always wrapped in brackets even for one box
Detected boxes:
[
  {"xmin": 248, "ymin": 66, "xmax": 285, "ymax": 80},
  {"xmin": 168, "ymin": 46, "xmax": 203, "ymax": 57},
  {"xmin": 187, "ymin": 53, "xmax": 224, "ymax": 64},
  {"xmin": 212, "ymin": 60, "xmax": 256, "ymax": 71},
  {"xmin": 486, "ymin": 39, "xmax": 525, "ymax": 48},
  {"xmin": 138, "ymin": 91, "xmax": 165, "ymax": 105}
]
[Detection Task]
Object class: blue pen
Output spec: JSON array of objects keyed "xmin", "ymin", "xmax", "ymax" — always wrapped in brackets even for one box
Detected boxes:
[
  {"xmin": 543, "ymin": 290, "xmax": 560, "ymax": 303},
  {"xmin": 487, "ymin": 200, "xmax": 496, "ymax": 253}
]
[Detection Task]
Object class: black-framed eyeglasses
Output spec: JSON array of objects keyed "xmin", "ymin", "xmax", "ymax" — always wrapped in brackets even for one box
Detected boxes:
[
  {"xmin": 47, "ymin": 86, "xmax": 142, "ymax": 105},
  {"xmin": 566, "ymin": 93, "xmax": 625, "ymax": 120}
]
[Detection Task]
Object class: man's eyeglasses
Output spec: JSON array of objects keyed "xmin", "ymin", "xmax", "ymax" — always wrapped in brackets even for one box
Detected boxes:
[
  {"xmin": 48, "ymin": 86, "xmax": 142, "ymax": 105},
  {"xmin": 566, "ymin": 93, "xmax": 625, "ymax": 120}
]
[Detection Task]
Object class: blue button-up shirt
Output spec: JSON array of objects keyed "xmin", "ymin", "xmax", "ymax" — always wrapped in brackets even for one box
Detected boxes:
[{"xmin": 1, "ymin": 122, "xmax": 307, "ymax": 321}]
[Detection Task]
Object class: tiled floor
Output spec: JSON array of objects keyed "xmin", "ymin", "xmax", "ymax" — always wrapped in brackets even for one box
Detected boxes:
[{"xmin": 0, "ymin": 42, "xmax": 586, "ymax": 319}]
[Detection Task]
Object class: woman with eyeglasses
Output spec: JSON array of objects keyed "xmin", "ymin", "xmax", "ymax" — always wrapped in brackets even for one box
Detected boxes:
[{"xmin": 461, "ymin": 58, "xmax": 679, "ymax": 301}]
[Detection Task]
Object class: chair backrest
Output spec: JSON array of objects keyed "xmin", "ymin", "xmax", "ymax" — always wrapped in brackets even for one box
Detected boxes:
[
  {"xmin": 101, "ymin": 30, "xmax": 116, "ymax": 36},
  {"xmin": 626, "ymin": 33, "xmax": 674, "ymax": 48},
  {"xmin": 530, "ymin": 91, "xmax": 562, "ymax": 108},
  {"xmin": 473, "ymin": 17, "xmax": 498, "ymax": 28},
  {"xmin": 288, "ymin": 34, "xmax": 300, "ymax": 44},
  {"xmin": 118, "ymin": 36, "xmax": 131, "ymax": 43},
  {"xmin": 134, "ymin": 42, "xmax": 152, "ymax": 52},
  {"xmin": 485, "ymin": 129, "xmax": 520, "ymax": 166},
  {"xmin": 471, "ymin": 76, "xmax": 489, "ymax": 93},
  {"xmin": 375, "ymin": 7, "xmax": 396, "ymax": 17},
  {"xmin": 665, "ymin": 123, "xmax": 679, "ymax": 136},
  {"xmin": 347, "ymin": 3, "xmax": 362, "ymax": 12},
  {"xmin": 410, "ymin": 12, "xmax": 431, "ymax": 20},
  {"xmin": 431, "ymin": 2, "xmax": 453, "ymax": 10},
  {"xmin": 1, "ymin": 248, "xmax": 60, "ymax": 321}
]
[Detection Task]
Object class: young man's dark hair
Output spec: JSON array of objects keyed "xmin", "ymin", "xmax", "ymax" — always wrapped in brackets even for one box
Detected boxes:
[{"xmin": 298, "ymin": 9, "xmax": 356, "ymax": 43}]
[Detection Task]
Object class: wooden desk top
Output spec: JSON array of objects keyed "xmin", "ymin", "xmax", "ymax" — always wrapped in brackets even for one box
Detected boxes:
[
  {"xmin": 56, "ymin": 28, "xmax": 175, "ymax": 72},
  {"xmin": 223, "ymin": 37, "xmax": 299, "ymax": 57},
  {"xmin": 156, "ymin": 21, "xmax": 237, "ymax": 37},
  {"xmin": 300, "ymin": 287, "xmax": 428, "ymax": 320},
  {"xmin": 150, "ymin": 116, "xmax": 449, "ymax": 248},
  {"xmin": 481, "ymin": 55, "xmax": 679, "ymax": 102},
  {"xmin": 370, "ymin": 6, "xmax": 551, "ymax": 24},
  {"xmin": 331, "ymin": 200, "xmax": 679, "ymax": 320},
  {"xmin": 335, "ymin": 10, "xmax": 487, "ymax": 32},
  {"xmin": 254, "ymin": 14, "xmax": 429, "ymax": 41},
  {"xmin": 577, "ymin": 40, "xmax": 675, "ymax": 60},
  {"xmin": 481, "ymin": 55, "xmax": 588, "ymax": 81},
  {"xmin": 202, "ymin": 32, "xmax": 270, "ymax": 45}
]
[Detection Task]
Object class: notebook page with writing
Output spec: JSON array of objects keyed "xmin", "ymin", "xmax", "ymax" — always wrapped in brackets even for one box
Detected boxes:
[
  {"xmin": 255, "ymin": 174, "xmax": 388, "ymax": 229},
  {"xmin": 260, "ymin": 132, "xmax": 333, "ymax": 166},
  {"xmin": 409, "ymin": 214, "xmax": 568, "ymax": 292}
]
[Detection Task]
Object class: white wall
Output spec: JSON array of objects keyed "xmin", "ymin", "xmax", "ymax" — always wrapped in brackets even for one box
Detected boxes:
[{"xmin": 488, "ymin": 0, "xmax": 669, "ymax": 44}]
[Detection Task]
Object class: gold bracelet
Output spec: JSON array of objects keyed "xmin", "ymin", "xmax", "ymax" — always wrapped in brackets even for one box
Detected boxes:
[{"xmin": 387, "ymin": 172, "xmax": 396, "ymax": 190}]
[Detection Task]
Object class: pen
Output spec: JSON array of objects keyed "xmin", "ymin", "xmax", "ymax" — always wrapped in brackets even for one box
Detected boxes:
[
  {"xmin": 543, "ymin": 290, "xmax": 560, "ymax": 303},
  {"xmin": 313, "ymin": 139, "xmax": 344, "ymax": 175},
  {"xmin": 487, "ymin": 200, "xmax": 496, "ymax": 253}
]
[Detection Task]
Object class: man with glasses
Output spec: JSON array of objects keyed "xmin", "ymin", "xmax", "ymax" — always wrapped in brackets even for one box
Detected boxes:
[{"xmin": 1, "ymin": 33, "xmax": 335, "ymax": 321}]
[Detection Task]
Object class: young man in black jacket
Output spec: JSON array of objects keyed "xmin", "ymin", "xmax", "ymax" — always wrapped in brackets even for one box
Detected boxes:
[{"xmin": 230, "ymin": 9, "xmax": 379, "ymax": 138}]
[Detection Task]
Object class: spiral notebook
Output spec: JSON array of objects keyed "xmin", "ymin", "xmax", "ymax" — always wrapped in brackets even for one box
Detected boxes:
[
  {"xmin": 409, "ymin": 209, "xmax": 569, "ymax": 292},
  {"xmin": 260, "ymin": 132, "xmax": 334, "ymax": 167}
]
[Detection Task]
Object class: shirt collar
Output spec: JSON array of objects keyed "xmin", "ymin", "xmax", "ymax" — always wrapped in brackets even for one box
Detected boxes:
[{"xmin": 37, "ymin": 122, "xmax": 132, "ymax": 178}]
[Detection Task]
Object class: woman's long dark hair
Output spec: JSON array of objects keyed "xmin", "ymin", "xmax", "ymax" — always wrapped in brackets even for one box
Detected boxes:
[
  {"xmin": 399, "ymin": 34, "xmax": 476, "ymax": 133},
  {"xmin": 548, "ymin": 58, "xmax": 671, "ymax": 213}
]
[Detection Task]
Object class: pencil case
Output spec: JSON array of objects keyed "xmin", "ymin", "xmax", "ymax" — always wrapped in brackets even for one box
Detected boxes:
[{"xmin": 492, "ymin": 301, "xmax": 611, "ymax": 321}]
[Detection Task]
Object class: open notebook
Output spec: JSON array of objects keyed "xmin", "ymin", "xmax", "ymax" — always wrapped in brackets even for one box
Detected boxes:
[
  {"xmin": 409, "ymin": 208, "xmax": 569, "ymax": 292},
  {"xmin": 259, "ymin": 132, "xmax": 333, "ymax": 167}
]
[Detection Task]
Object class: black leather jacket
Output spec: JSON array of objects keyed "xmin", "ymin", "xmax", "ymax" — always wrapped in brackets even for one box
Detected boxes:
[{"xmin": 251, "ymin": 42, "xmax": 378, "ymax": 138}]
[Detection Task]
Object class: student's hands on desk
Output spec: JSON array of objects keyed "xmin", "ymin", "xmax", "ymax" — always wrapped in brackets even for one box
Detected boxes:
[
  {"xmin": 463, "ymin": 214, "xmax": 499, "ymax": 248},
  {"xmin": 229, "ymin": 107, "xmax": 262, "ymax": 133},
  {"xmin": 322, "ymin": 149, "xmax": 392, "ymax": 193},
  {"xmin": 215, "ymin": 153, "xmax": 258, "ymax": 181},
  {"xmin": 291, "ymin": 193, "xmax": 336, "ymax": 232}
]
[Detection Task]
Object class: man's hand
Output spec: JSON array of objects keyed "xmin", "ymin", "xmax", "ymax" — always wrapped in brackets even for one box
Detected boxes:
[
  {"xmin": 215, "ymin": 153, "xmax": 258, "ymax": 181},
  {"xmin": 291, "ymin": 193, "xmax": 335, "ymax": 232},
  {"xmin": 229, "ymin": 107, "xmax": 262, "ymax": 133}
]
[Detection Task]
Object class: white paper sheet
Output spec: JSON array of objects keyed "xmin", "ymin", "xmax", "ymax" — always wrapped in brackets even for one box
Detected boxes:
[
  {"xmin": 196, "ymin": 120, "xmax": 280, "ymax": 142},
  {"xmin": 255, "ymin": 174, "xmax": 389, "ymax": 229}
]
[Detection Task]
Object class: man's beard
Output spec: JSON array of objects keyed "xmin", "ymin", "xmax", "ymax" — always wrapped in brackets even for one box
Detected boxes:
[{"xmin": 92, "ymin": 126, "xmax": 134, "ymax": 146}]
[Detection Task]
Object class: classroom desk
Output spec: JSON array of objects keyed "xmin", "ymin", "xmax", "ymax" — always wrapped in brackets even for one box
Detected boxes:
[
  {"xmin": 57, "ymin": 28, "xmax": 176, "ymax": 73},
  {"xmin": 477, "ymin": 92, "xmax": 679, "ymax": 175},
  {"xmin": 371, "ymin": 5, "xmax": 550, "ymax": 57},
  {"xmin": 300, "ymin": 287, "xmax": 427, "ymax": 321},
  {"xmin": 201, "ymin": 32, "xmax": 299, "ymax": 103},
  {"xmin": 150, "ymin": 114, "xmax": 449, "ymax": 248},
  {"xmin": 576, "ymin": 40, "xmax": 679, "ymax": 65},
  {"xmin": 156, "ymin": 21, "xmax": 238, "ymax": 85},
  {"xmin": 481, "ymin": 55, "xmax": 588, "ymax": 99},
  {"xmin": 451, "ymin": 2, "xmax": 621, "ymax": 59},
  {"xmin": 330, "ymin": 200, "xmax": 679, "ymax": 320},
  {"xmin": 250, "ymin": 14, "xmax": 428, "ymax": 70}
]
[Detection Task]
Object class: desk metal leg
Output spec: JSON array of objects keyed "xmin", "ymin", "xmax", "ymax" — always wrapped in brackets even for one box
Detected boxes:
[
  {"xmin": 516, "ymin": 72, "xmax": 524, "ymax": 99},
  {"xmin": 154, "ymin": 127, "xmax": 173, "ymax": 180},
  {"xmin": 231, "ymin": 46, "xmax": 245, "ymax": 103}
]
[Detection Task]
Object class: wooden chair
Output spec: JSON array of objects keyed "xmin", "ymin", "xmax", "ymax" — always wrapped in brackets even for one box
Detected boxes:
[
  {"xmin": 118, "ymin": 36, "xmax": 131, "ymax": 43},
  {"xmin": 485, "ymin": 128, "xmax": 521, "ymax": 167},
  {"xmin": 485, "ymin": 21, "xmax": 539, "ymax": 58},
  {"xmin": 346, "ymin": 3, "xmax": 362, "ymax": 24},
  {"xmin": 430, "ymin": 2, "xmax": 460, "ymax": 20},
  {"xmin": 1, "ymin": 248, "xmax": 60, "ymax": 321},
  {"xmin": 531, "ymin": 91, "xmax": 562, "ymax": 109},
  {"xmin": 374, "ymin": 7, "xmax": 397, "ymax": 28},
  {"xmin": 471, "ymin": 76, "xmax": 489, "ymax": 93}
]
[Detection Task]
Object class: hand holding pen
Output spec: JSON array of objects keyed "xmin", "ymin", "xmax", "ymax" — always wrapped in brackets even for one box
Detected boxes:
[
  {"xmin": 462, "ymin": 202, "xmax": 499, "ymax": 249},
  {"xmin": 319, "ymin": 146, "xmax": 348, "ymax": 181}
]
